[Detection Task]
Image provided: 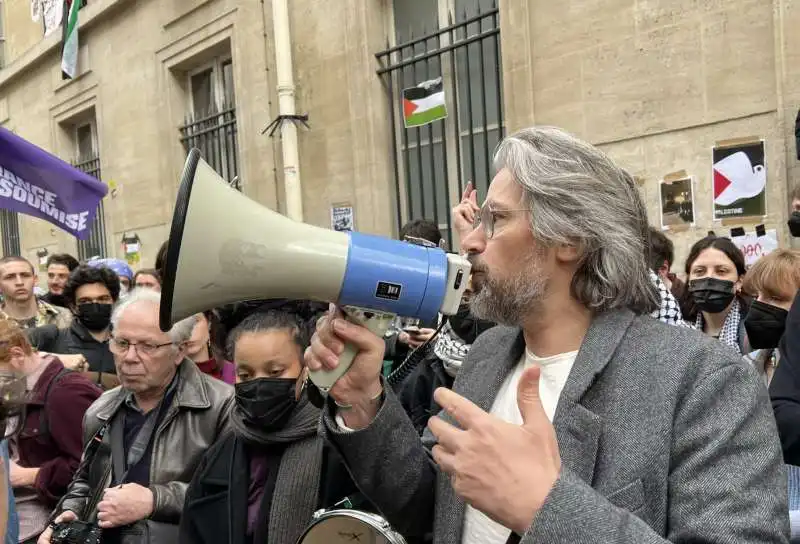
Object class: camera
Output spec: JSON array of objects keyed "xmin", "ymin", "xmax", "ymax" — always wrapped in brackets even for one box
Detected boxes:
[{"xmin": 50, "ymin": 520, "xmax": 102, "ymax": 544}]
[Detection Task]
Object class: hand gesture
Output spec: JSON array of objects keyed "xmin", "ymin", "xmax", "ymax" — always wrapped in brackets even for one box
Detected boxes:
[
  {"xmin": 452, "ymin": 182, "xmax": 480, "ymax": 243},
  {"xmin": 429, "ymin": 366, "xmax": 561, "ymax": 534}
]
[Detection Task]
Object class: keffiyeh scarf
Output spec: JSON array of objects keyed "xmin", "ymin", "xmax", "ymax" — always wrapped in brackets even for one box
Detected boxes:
[
  {"xmin": 694, "ymin": 297, "xmax": 742, "ymax": 353},
  {"xmin": 649, "ymin": 270, "xmax": 687, "ymax": 327}
]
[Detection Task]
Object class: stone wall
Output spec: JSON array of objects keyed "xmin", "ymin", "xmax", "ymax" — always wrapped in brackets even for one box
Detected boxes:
[{"xmin": 500, "ymin": 0, "xmax": 798, "ymax": 266}]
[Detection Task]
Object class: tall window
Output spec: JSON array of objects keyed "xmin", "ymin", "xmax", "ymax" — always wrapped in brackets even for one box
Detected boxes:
[
  {"xmin": 380, "ymin": 0, "xmax": 504, "ymax": 246},
  {"xmin": 72, "ymin": 119, "xmax": 107, "ymax": 260},
  {"xmin": 180, "ymin": 56, "xmax": 239, "ymax": 188}
]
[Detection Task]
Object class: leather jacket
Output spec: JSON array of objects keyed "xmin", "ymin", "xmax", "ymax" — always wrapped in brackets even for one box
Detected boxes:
[{"xmin": 58, "ymin": 359, "xmax": 234, "ymax": 523}]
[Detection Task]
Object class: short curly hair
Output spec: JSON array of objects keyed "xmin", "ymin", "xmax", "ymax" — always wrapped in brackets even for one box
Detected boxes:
[{"xmin": 64, "ymin": 265, "xmax": 121, "ymax": 306}]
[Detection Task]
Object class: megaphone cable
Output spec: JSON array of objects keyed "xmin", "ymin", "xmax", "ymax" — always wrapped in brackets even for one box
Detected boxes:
[{"xmin": 386, "ymin": 319, "xmax": 447, "ymax": 389}]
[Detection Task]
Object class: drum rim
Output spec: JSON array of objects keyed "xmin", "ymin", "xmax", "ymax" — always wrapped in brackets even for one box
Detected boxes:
[{"xmin": 297, "ymin": 508, "xmax": 403, "ymax": 543}]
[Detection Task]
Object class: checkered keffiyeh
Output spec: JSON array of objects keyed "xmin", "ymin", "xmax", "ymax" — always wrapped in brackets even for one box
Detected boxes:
[
  {"xmin": 433, "ymin": 321, "xmax": 470, "ymax": 378},
  {"xmin": 695, "ymin": 296, "xmax": 742, "ymax": 354},
  {"xmin": 650, "ymin": 270, "xmax": 687, "ymax": 327}
]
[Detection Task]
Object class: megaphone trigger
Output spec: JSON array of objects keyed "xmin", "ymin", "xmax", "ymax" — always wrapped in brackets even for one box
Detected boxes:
[{"xmin": 308, "ymin": 305, "xmax": 396, "ymax": 393}]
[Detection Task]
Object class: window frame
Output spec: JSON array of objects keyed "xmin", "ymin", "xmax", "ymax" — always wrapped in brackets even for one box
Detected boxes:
[
  {"xmin": 187, "ymin": 55, "xmax": 233, "ymax": 116},
  {"xmin": 74, "ymin": 120, "xmax": 97, "ymax": 161}
]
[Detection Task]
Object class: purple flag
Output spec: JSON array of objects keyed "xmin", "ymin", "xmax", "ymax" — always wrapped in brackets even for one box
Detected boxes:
[{"xmin": 0, "ymin": 127, "xmax": 108, "ymax": 240}]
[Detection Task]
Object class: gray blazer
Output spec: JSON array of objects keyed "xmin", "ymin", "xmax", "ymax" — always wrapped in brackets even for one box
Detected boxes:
[{"xmin": 322, "ymin": 309, "xmax": 789, "ymax": 543}]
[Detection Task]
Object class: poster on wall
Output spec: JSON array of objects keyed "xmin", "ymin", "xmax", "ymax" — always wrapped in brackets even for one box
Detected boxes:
[
  {"xmin": 659, "ymin": 175, "xmax": 695, "ymax": 229},
  {"xmin": 121, "ymin": 233, "xmax": 141, "ymax": 267},
  {"xmin": 731, "ymin": 228, "xmax": 778, "ymax": 267},
  {"xmin": 331, "ymin": 205, "xmax": 354, "ymax": 232},
  {"xmin": 712, "ymin": 139, "xmax": 767, "ymax": 220},
  {"xmin": 36, "ymin": 249, "xmax": 48, "ymax": 273}
]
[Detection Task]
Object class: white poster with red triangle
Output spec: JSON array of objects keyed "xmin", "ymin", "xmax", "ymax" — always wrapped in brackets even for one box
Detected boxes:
[{"xmin": 712, "ymin": 140, "xmax": 767, "ymax": 220}]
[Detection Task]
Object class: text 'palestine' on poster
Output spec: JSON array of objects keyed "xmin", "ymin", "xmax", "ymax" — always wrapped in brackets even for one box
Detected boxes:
[
  {"xmin": 712, "ymin": 140, "xmax": 767, "ymax": 220},
  {"xmin": 403, "ymin": 78, "xmax": 447, "ymax": 128}
]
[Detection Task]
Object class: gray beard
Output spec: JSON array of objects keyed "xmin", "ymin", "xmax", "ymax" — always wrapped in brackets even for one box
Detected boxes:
[{"xmin": 469, "ymin": 256, "xmax": 548, "ymax": 327}]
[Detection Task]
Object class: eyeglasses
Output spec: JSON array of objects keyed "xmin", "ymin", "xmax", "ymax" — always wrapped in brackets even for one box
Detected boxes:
[
  {"xmin": 473, "ymin": 205, "xmax": 531, "ymax": 239},
  {"xmin": 109, "ymin": 337, "xmax": 173, "ymax": 357}
]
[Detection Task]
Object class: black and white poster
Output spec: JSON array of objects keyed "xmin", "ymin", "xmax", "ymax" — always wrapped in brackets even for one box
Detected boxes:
[
  {"xmin": 712, "ymin": 140, "xmax": 767, "ymax": 220},
  {"xmin": 659, "ymin": 175, "xmax": 695, "ymax": 229},
  {"xmin": 331, "ymin": 205, "xmax": 354, "ymax": 232}
]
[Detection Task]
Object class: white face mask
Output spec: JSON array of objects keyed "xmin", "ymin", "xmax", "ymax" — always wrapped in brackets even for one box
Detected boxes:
[{"xmin": 119, "ymin": 285, "xmax": 129, "ymax": 298}]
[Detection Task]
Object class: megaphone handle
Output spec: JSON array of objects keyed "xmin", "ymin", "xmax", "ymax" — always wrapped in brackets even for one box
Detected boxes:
[{"xmin": 308, "ymin": 305, "xmax": 396, "ymax": 393}]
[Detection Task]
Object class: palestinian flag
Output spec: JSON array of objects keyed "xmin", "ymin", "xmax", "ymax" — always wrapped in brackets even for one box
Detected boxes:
[
  {"xmin": 61, "ymin": 0, "xmax": 79, "ymax": 79},
  {"xmin": 403, "ymin": 78, "xmax": 447, "ymax": 128}
]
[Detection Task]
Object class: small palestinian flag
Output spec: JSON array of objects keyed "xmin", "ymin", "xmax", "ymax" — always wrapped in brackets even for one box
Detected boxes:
[{"xmin": 403, "ymin": 78, "xmax": 447, "ymax": 128}]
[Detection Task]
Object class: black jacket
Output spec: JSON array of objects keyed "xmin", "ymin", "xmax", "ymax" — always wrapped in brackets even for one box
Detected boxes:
[
  {"xmin": 770, "ymin": 289, "xmax": 800, "ymax": 465},
  {"xmin": 27, "ymin": 321, "xmax": 115, "ymax": 375},
  {"xmin": 179, "ymin": 432, "xmax": 365, "ymax": 544},
  {"xmin": 397, "ymin": 354, "xmax": 454, "ymax": 436}
]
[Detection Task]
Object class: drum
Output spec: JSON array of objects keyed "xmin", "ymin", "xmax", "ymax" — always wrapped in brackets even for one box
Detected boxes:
[{"xmin": 296, "ymin": 509, "xmax": 407, "ymax": 544}]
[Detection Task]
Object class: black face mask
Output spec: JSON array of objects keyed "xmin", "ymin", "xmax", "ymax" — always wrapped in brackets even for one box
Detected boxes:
[
  {"xmin": 235, "ymin": 377, "xmax": 297, "ymax": 431},
  {"xmin": 788, "ymin": 211, "xmax": 800, "ymax": 238},
  {"xmin": 449, "ymin": 302, "xmax": 495, "ymax": 345},
  {"xmin": 689, "ymin": 278, "xmax": 736, "ymax": 314},
  {"xmin": 76, "ymin": 303, "xmax": 113, "ymax": 331},
  {"xmin": 744, "ymin": 300, "xmax": 788, "ymax": 350}
]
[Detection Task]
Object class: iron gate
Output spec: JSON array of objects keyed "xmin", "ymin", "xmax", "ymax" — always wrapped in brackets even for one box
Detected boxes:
[
  {"xmin": 73, "ymin": 155, "xmax": 107, "ymax": 260},
  {"xmin": 376, "ymin": 2, "xmax": 504, "ymax": 248}
]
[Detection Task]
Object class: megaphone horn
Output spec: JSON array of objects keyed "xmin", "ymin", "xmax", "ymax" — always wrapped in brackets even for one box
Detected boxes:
[{"xmin": 161, "ymin": 149, "xmax": 471, "ymax": 391}]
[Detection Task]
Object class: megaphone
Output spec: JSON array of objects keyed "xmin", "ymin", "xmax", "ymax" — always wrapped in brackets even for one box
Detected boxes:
[{"xmin": 160, "ymin": 149, "xmax": 471, "ymax": 391}]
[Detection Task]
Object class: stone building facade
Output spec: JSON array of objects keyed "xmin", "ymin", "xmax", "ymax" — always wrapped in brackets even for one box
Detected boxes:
[{"xmin": 0, "ymin": 0, "xmax": 797, "ymax": 276}]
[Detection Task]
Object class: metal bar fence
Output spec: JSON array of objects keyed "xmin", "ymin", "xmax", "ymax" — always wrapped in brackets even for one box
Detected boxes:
[
  {"xmin": 72, "ymin": 155, "xmax": 107, "ymax": 261},
  {"xmin": 179, "ymin": 103, "xmax": 240, "ymax": 190}
]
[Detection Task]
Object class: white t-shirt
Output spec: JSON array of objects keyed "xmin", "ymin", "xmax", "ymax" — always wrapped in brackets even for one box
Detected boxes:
[{"xmin": 462, "ymin": 349, "xmax": 578, "ymax": 544}]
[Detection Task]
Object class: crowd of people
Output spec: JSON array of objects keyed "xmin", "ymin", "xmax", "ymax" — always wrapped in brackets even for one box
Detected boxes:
[{"xmin": 0, "ymin": 125, "xmax": 796, "ymax": 543}]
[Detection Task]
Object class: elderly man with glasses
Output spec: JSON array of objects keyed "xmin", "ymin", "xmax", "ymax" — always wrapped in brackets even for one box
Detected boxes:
[{"xmin": 38, "ymin": 289, "xmax": 233, "ymax": 544}]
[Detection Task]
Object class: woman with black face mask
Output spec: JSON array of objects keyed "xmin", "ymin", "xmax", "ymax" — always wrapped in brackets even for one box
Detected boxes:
[
  {"xmin": 683, "ymin": 236, "xmax": 749, "ymax": 353},
  {"xmin": 179, "ymin": 310, "xmax": 365, "ymax": 544},
  {"xmin": 741, "ymin": 250, "xmax": 800, "ymax": 385}
]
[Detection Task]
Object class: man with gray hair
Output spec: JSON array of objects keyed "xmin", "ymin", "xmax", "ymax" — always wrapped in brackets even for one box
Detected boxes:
[
  {"xmin": 307, "ymin": 126, "xmax": 789, "ymax": 543},
  {"xmin": 38, "ymin": 289, "xmax": 233, "ymax": 544}
]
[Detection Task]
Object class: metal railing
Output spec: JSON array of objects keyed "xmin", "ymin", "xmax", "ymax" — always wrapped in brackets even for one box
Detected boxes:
[
  {"xmin": 179, "ymin": 104, "xmax": 240, "ymax": 189},
  {"xmin": 72, "ymin": 155, "xmax": 107, "ymax": 260},
  {"xmin": 376, "ymin": 1, "xmax": 504, "ymax": 247}
]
